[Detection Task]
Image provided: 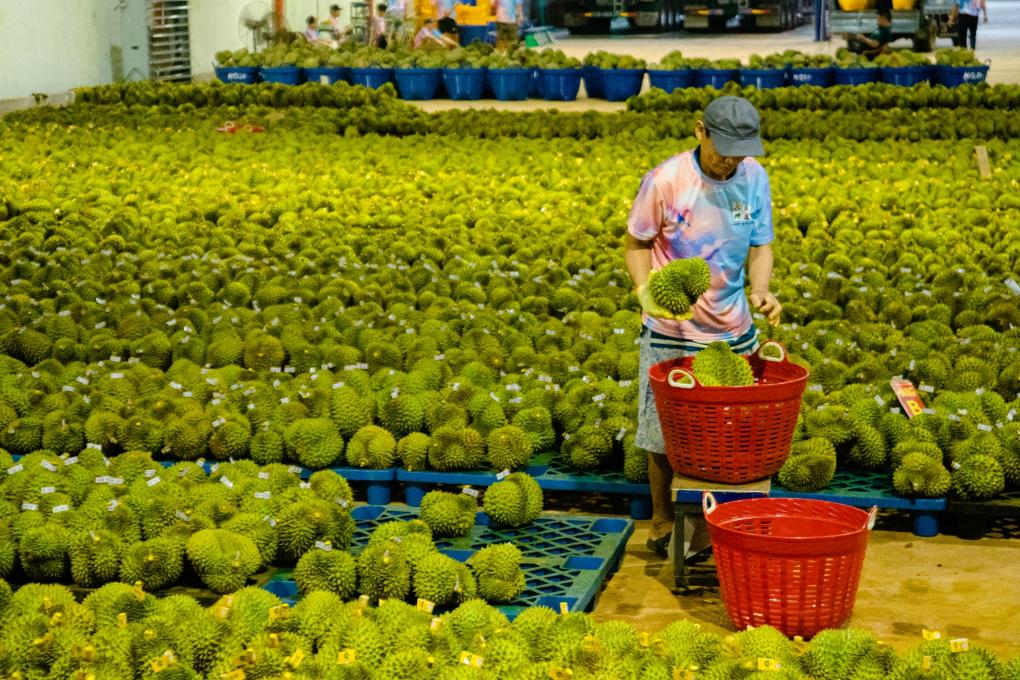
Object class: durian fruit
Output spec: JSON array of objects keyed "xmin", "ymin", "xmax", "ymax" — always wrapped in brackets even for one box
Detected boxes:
[
  {"xmin": 81, "ymin": 581, "xmax": 156, "ymax": 627},
  {"xmin": 439, "ymin": 598, "xmax": 510, "ymax": 651},
  {"xmin": 249, "ymin": 428, "xmax": 285, "ymax": 465},
  {"xmin": 413, "ymin": 552, "xmax": 477, "ymax": 606},
  {"xmin": 276, "ymin": 494, "xmax": 355, "ymax": 561},
  {"xmin": 692, "ymin": 342, "xmax": 755, "ymax": 387},
  {"xmin": 345, "ymin": 424, "xmax": 397, "ymax": 468},
  {"xmin": 562, "ymin": 422, "xmax": 614, "ymax": 470},
  {"xmin": 468, "ymin": 543, "xmax": 526, "ymax": 603},
  {"xmin": 242, "ymin": 331, "xmax": 285, "ymax": 370},
  {"xmin": 119, "ymin": 536, "xmax": 185, "ymax": 590},
  {"xmin": 419, "ymin": 490, "xmax": 477, "ymax": 537},
  {"xmin": 293, "ymin": 546, "xmax": 358, "ymax": 598},
  {"xmin": 378, "ymin": 391, "xmax": 429, "ymax": 437},
  {"xmin": 510, "ymin": 605, "xmax": 560, "ymax": 662},
  {"xmin": 284, "ymin": 417, "xmax": 344, "ymax": 469},
  {"xmin": 890, "ymin": 439, "xmax": 943, "ymax": 468},
  {"xmin": 185, "ymin": 528, "xmax": 261, "ymax": 593},
  {"xmin": 801, "ymin": 628, "xmax": 889, "ymax": 680},
  {"xmin": 893, "ymin": 452, "xmax": 951, "ymax": 498},
  {"xmin": 483, "ymin": 472, "xmax": 543, "ymax": 527},
  {"xmin": 329, "ymin": 385, "xmax": 374, "ymax": 439},
  {"xmin": 427, "ymin": 425, "xmax": 487, "ymax": 471},
  {"xmin": 162, "ymin": 411, "xmax": 211, "ymax": 460},
  {"xmin": 648, "ymin": 257, "xmax": 712, "ymax": 316},
  {"xmin": 951, "ymin": 454, "xmax": 1006, "ymax": 501},
  {"xmin": 652, "ymin": 619, "xmax": 721, "ymax": 671},
  {"xmin": 847, "ymin": 423, "xmax": 888, "ymax": 470},
  {"xmin": 777, "ymin": 438, "xmax": 837, "ymax": 491},
  {"xmin": 487, "ymin": 425, "xmax": 535, "ymax": 471},
  {"xmin": 207, "ymin": 412, "xmax": 252, "ymax": 460},
  {"xmin": 221, "ymin": 511, "xmax": 279, "ymax": 566},
  {"xmin": 397, "ymin": 432, "xmax": 430, "ymax": 471},
  {"xmin": 622, "ymin": 435, "xmax": 649, "ymax": 483},
  {"xmin": 69, "ymin": 527, "xmax": 124, "ymax": 587},
  {"xmin": 19, "ymin": 521, "xmax": 70, "ymax": 580},
  {"xmin": 512, "ymin": 406, "xmax": 557, "ymax": 452},
  {"xmin": 357, "ymin": 541, "xmax": 411, "ymax": 601}
]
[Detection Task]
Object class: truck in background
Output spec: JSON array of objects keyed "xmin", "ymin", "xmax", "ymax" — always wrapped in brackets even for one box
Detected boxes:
[
  {"xmin": 829, "ymin": 0, "xmax": 956, "ymax": 51},
  {"xmin": 679, "ymin": 0, "xmax": 812, "ymax": 31}
]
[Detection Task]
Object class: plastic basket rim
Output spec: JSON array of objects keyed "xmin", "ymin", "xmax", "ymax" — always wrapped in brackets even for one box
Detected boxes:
[
  {"xmin": 648, "ymin": 355, "xmax": 809, "ymax": 392},
  {"xmin": 705, "ymin": 496, "xmax": 872, "ymax": 539}
]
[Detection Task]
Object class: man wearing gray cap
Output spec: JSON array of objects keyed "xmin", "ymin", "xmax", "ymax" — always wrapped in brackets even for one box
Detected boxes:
[{"xmin": 624, "ymin": 96, "xmax": 781, "ymax": 559}]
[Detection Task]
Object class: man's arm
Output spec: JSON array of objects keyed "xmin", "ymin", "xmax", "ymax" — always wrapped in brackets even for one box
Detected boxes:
[
  {"xmin": 625, "ymin": 233, "xmax": 653, "ymax": 290},
  {"xmin": 747, "ymin": 244, "xmax": 781, "ymax": 326}
]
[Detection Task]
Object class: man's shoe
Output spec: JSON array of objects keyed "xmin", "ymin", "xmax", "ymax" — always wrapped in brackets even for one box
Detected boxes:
[{"xmin": 645, "ymin": 533, "xmax": 670, "ymax": 559}]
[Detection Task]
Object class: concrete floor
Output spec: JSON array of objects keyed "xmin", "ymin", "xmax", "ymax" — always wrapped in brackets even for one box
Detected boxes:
[{"xmin": 591, "ymin": 514, "xmax": 1020, "ymax": 658}]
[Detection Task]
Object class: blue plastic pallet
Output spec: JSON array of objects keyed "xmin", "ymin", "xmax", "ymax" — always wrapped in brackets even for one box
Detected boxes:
[
  {"xmin": 152, "ymin": 460, "xmax": 395, "ymax": 505},
  {"xmin": 397, "ymin": 451, "xmax": 652, "ymax": 520},
  {"xmin": 771, "ymin": 468, "xmax": 947, "ymax": 537},
  {"xmin": 947, "ymin": 490, "xmax": 1020, "ymax": 539}
]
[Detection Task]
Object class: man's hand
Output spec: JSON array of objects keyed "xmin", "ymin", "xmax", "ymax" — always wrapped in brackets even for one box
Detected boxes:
[
  {"xmin": 750, "ymin": 291, "xmax": 781, "ymax": 326},
  {"xmin": 637, "ymin": 284, "xmax": 679, "ymax": 320}
]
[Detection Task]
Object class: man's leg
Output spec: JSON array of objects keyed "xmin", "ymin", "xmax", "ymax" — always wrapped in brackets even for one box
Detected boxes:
[
  {"xmin": 957, "ymin": 18, "xmax": 969, "ymax": 50},
  {"xmin": 648, "ymin": 450, "xmax": 675, "ymax": 541},
  {"xmin": 968, "ymin": 16, "xmax": 978, "ymax": 49}
]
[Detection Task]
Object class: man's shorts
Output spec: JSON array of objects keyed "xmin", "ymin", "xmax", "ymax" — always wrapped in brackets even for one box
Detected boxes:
[{"xmin": 636, "ymin": 326, "xmax": 760, "ymax": 455}]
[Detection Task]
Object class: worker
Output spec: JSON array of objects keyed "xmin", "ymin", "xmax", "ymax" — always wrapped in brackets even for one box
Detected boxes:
[
  {"xmin": 624, "ymin": 96, "xmax": 780, "ymax": 560},
  {"xmin": 948, "ymin": 0, "xmax": 988, "ymax": 50},
  {"xmin": 495, "ymin": 0, "xmax": 523, "ymax": 51},
  {"xmin": 414, "ymin": 17, "xmax": 459, "ymax": 47},
  {"xmin": 385, "ymin": 0, "xmax": 407, "ymax": 44},
  {"xmin": 304, "ymin": 15, "xmax": 324, "ymax": 43},
  {"xmin": 322, "ymin": 4, "xmax": 351, "ymax": 44},
  {"xmin": 845, "ymin": 9, "xmax": 892, "ymax": 59},
  {"xmin": 371, "ymin": 3, "xmax": 389, "ymax": 47}
]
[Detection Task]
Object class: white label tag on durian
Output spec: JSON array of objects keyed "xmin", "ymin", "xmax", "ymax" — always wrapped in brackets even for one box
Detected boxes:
[
  {"xmin": 496, "ymin": 470, "xmax": 510, "ymax": 480},
  {"xmin": 461, "ymin": 487, "xmax": 479, "ymax": 497},
  {"xmin": 21, "ymin": 502, "xmax": 38, "ymax": 511},
  {"xmin": 6, "ymin": 464, "xmax": 22, "ymax": 475}
]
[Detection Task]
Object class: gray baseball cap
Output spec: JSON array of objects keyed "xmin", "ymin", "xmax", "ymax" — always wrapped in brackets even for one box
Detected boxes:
[{"xmin": 703, "ymin": 96, "xmax": 765, "ymax": 157}]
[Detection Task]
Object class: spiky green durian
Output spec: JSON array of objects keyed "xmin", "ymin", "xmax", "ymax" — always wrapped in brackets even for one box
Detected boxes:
[
  {"xmin": 952, "ymin": 454, "xmax": 1005, "ymax": 501},
  {"xmin": 242, "ymin": 331, "xmax": 285, "ymax": 371},
  {"xmin": 367, "ymin": 518, "xmax": 433, "ymax": 547},
  {"xmin": 420, "ymin": 490, "xmax": 477, "ymax": 537},
  {"xmin": 19, "ymin": 522, "xmax": 69, "ymax": 580},
  {"xmin": 692, "ymin": 342, "xmax": 755, "ymax": 387},
  {"xmin": 329, "ymin": 385, "xmax": 374, "ymax": 439},
  {"xmin": 949, "ymin": 431, "xmax": 1003, "ymax": 466},
  {"xmin": 249, "ymin": 428, "xmax": 285, "ymax": 464},
  {"xmin": 652, "ymin": 619, "xmax": 721, "ymax": 670},
  {"xmin": 486, "ymin": 425, "xmax": 535, "ymax": 471},
  {"xmin": 483, "ymin": 472, "xmax": 543, "ymax": 527},
  {"xmin": 82, "ymin": 581, "xmax": 156, "ymax": 627},
  {"xmin": 221, "ymin": 512, "xmax": 278, "ymax": 566},
  {"xmin": 284, "ymin": 418, "xmax": 344, "ymax": 469},
  {"xmin": 413, "ymin": 552, "xmax": 477, "ymax": 606},
  {"xmin": 205, "ymin": 332, "xmax": 244, "ymax": 368},
  {"xmin": 801, "ymin": 628, "xmax": 885, "ymax": 680},
  {"xmin": 308, "ymin": 469, "xmax": 355, "ymax": 506},
  {"xmin": 357, "ymin": 541, "xmax": 411, "ymax": 601},
  {"xmin": 893, "ymin": 452, "xmax": 951, "ymax": 498},
  {"xmin": 120, "ymin": 536, "xmax": 185, "ymax": 590},
  {"xmin": 0, "ymin": 416, "xmax": 43, "ymax": 455},
  {"xmin": 563, "ymin": 422, "xmax": 614, "ymax": 470},
  {"xmin": 397, "ymin": 432, "xmax": 431, "ymax": 471},
  {"xmin": 276, "ymin": 495, "xmax": 354, "ymax": 561},
  {"xmin": 441, "ymin": 598, "xmax": 509, "ymax": 649},
  {"xmin": 427, "ymin": 425, "xmax": 487, "ymax": 471},
  {"xmin": 69, "ymin": 527, "xmax": 124, "ymax": 587},
  {"xmin": 890, "ymin": 439, "xmax": 943, "ymax": 468},
  {"xmin": 345, "ymin": 424, "xmax": 397, "ymax": 468},
  {"xmin": 468, "ymin": 543, "xmax": 525, "ymax": 603},
  {"xmin": 294, "ymin": 545, "xmax": 358, "ymax": 598},
  {"xmin": 185, "ymin": 528, "xmax": 261, "ymax": 593},
  {"xmin": 848, "ymin": 423, "xmax": 888, "ymax": 469},
  {"xmin": 207, "ymin": 413, "xmax": 252, "ymax": 460},
  {"xmin": 777, "ymin": 450, "xmax": 836, "ymax": 491},
  {"xmin": 378, "ymin": 391, "xmax": 428, "ymax": 437},
  {"xmin": 648, "ymin": 258, "xmax": 711, "ymax": 316},
  {"xmin": 512, "ymin": 406, "xmax": 556, "ymax": 453}
]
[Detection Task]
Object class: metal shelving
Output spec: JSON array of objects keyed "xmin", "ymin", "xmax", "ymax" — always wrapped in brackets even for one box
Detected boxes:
[{"xmin": 147, "ymin": 0, "xmax": 191, "ymax": 82}]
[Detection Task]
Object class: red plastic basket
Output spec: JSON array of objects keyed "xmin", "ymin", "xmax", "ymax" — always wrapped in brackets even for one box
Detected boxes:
[
  {"xmin": 648, "ymin": 340, "xmax": 808, "ymax": 483},
  {"xmin": 703, "ymin": 492, "xmax": 876, "ymax": 638}
]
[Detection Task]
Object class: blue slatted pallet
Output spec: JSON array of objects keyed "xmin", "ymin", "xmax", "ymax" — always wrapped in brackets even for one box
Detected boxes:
[
  {"xmin": 153, "ymin": 459, "xmax": 396, "ymax": 505},
  {"xmin": 263, "ymin": 503, "xmax": 634, "ymax": 619},
  {"xmin": 397, "ymin": 451, "xmax": 652, "ymax": 520},
  {"xmin": 771, "ymin": 468, "xmax": 947, "ymax": 537}
]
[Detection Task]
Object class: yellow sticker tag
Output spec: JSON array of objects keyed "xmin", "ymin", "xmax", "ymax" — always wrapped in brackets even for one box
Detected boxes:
[
  {"xmin": 358, "ymin": 595, "xmax": 370, "ymax": 607},
  {"xmin": 221, "ymin": 670, "xmax": 245, "ymax": 680},
  {"xmin": 223, "ymin": 596, "xmax": 235, "ymax": 607},
  {"xmin": 922, "ymin": 629, "xmax": 942, "ymax": 640},
  {"xmin": 215, "ymin": 606, "xmax": 231, "ymax": 619},
  {"xmin": 377, "ymin": 598, "xmax": 387, "ymax": 607},
  {"xmin": 336, "ymin": 649, "xmax": 357, "ymax": 665},
  {"xmin": 559, "ymin": 602, "xmax": 569, "ymax": 615},
  {"xmin": 150, "ymin": 657, "xmax": 168, "ymax": 673},
  {"xmin": 459, "ymin": 651, "xmax": 484, "ymax": 668},
  {"xmin": 268, "ymin": 604, "xmax": 289, "ymax": 622},
  {"xmin": 922, "ymin": 656, "xmax": 932, "ymax": 670},
  {"xmin": 117, "ymin": 612, "xmax": 128, "ymax": 628},
  {"xmin": 431, "ymin": 617, "xmax": 443, "ymax": 631},
  {"xmin": 416, "ymin": 598, "xmax": 436, "ymax": 614},
  {"xmin": 285, "ymin": 649, "xmax": 305, "ymax": 668},
  {"xmin": 581, "ymin": 634, "xmax": 601, "ymax": 654},
  {"xmin": 266, "ymin": 634, "xmax": 280, "ymax": 649},
  {"xmin": 548, "ymin": 667, "xmax": 573, "ymax": 679},
  {"xmin": 651, "ymin": 639, "xmax": 667, "ymax": 656},
  {"xmin": 640, "ymin": 632, "xmax": 651, "ymax": 648},
  {"xmin": 757, "ymin": 658, "xmax": 782, "ymax": 671},
  {"xmin": 132, "ymin": 582, "xmax": 146, "ymax": 602},
  {"xmin": 672, "ymin": 668, "xmax": 697, "ymax": 680},
  {"xmin": 950, "ymin": 638, "xmax": 969, "ymax": 653}
]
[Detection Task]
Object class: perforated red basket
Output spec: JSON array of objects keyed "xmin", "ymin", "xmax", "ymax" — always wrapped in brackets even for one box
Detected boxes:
[
  {"xmin": 648, "ymin": 340, "xmax": 808, "ymax": 483},
  {"xmin": 703, "ymin": 492, "xmax": 876, "ymax": 638}
]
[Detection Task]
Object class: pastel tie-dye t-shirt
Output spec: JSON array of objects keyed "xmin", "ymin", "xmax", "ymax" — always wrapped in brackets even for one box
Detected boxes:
[{"xmin": 628, "ymin": 148, "xmax": 773, "ymax": 342}]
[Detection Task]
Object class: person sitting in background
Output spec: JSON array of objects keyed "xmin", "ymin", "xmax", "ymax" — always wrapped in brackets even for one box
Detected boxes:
[
  {"xmin": 845, "ymin": 9, "xmax": 892, "ymax": 59},
  {"xmin": 371, "ymin": 3, "xmax": 389, "ymax": 48},
  {"xmin": 414, "ymin": 17, "xmax": 459, "ymax": 48},
  {"xmin": 323, "ymin": 4, "xmax": 351, "ymax": 44},
  {"xmin": 304, "ymin": 15, "xmax": 323, "ymax": 43}
]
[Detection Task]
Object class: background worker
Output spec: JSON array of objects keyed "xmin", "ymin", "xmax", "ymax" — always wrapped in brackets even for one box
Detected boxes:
[
  {"xmin": 414, "ymin": 17, "xmax": 459, "ymax": 47},
  {"xmin": 322, "ymin": 4, "xmax": 351, "ymax": 44},
  {"xmin": 495, "ymin": 0, "xmax": 524, "ymax": 50},
  {"xmin": 948, "ymin": 0, "xmax": 988, "ymax": 49},
  {"xmin": 846, "ymin": 9, "xmax": 893, "ymax": 58},
  {"xmin": 624, "ymin": 96, "xmax": 781, "ymax": 559}
]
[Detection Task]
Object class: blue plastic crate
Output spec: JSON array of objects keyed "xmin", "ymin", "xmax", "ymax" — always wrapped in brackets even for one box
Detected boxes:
[
  {"xmin": 303, "ymin": 66, "xmax": 347, "ymax": 85},
  {"xmin": 647, "ymin": 69, "xmax": 693, "ymax": 93},
  {"xmin": 538, "ymin": 68, "xmax": 582, "ymax": 101},
  {"xmin": 739, "ymin": 68, "xmax": 786, "ymax": 89},
  {"xmin": 581, "ymin": 65, "xmax": 603, "ymax": 99},
  {"xmin": 444, "ymin": 68, "xmax": 487, "ymax": 100},
  {"xmin": 394, "ymin": 68, "xmax": 442, "ymax": 100},
  {"xmin": 788, "ymin": 66, "xmax": 833, "ymax": 87},
  {"xmin": 693, "ymin": 68, "xmax": 739, "ymax": 89},
  {"xmin": 350, "ymin": 67, "xmax": 394, "ymax": 89},
  {"xmin": 600, "ymin": 69, "xmax": 645, "ymax": 101},
  {"xmin": 879, "ymin": 65, "xmax": 930, "ymax": 87},
  {"xmin": 771, "ymin": 468, "xmax": 946, "ymax": 537},
  {"xmin": 934, "ymin": 64, "xmax": 989, "ymax": 87},
  {"xmin": 833, "ymin": 67, "xmax": 879, "ymax": 86},
  {"xmin": 214, "ymin": 66, "xmax": 260, "ymax": 84},
  {"xmin": 459, "ymin": 23, "xmax": 495, "ymax": 45},
  {"xmin": 487, "ymin": 68, "xmax": 532, "ymax": 101},
  {"xmin": 260, "ymin": 66, "xmax": 304, "ymax": 85}
]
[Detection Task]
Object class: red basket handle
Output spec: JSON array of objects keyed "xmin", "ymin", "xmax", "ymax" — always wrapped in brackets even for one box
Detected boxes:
[
  {"xmin": 667, "ymin": 368, "xmax": 697, "ymax": 389},
  {"xmin": 702, "ymin": 491, "xmax": 718, "ymax": 516},
  {"xmin": 757, "ymin": 340, "xmax": 787, "ymax": 363},
  {"xmin": 865, "ymin": 506, "xmax": 877, "ymax": 530}
]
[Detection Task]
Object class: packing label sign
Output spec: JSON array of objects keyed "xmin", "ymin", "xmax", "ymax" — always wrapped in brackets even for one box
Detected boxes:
[{"xmin": 890, "ymin": 378, "xmax": 925, "ymax": 418}]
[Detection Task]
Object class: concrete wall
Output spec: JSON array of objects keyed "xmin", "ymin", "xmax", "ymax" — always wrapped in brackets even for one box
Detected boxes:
[{"xmin": 0, "ymin": 1, "xmax": 118, "ymax": 100}]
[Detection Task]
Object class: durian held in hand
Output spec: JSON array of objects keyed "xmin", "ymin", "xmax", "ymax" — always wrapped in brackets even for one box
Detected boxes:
[{"xmin": 638, "ymin": 257, "xmax": 711, "ymax": 321}]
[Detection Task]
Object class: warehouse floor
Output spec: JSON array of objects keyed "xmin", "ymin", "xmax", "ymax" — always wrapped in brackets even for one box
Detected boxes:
[{"xmin": 590, "ymin": 513, "xmax": 1020, "ymax": 658}]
